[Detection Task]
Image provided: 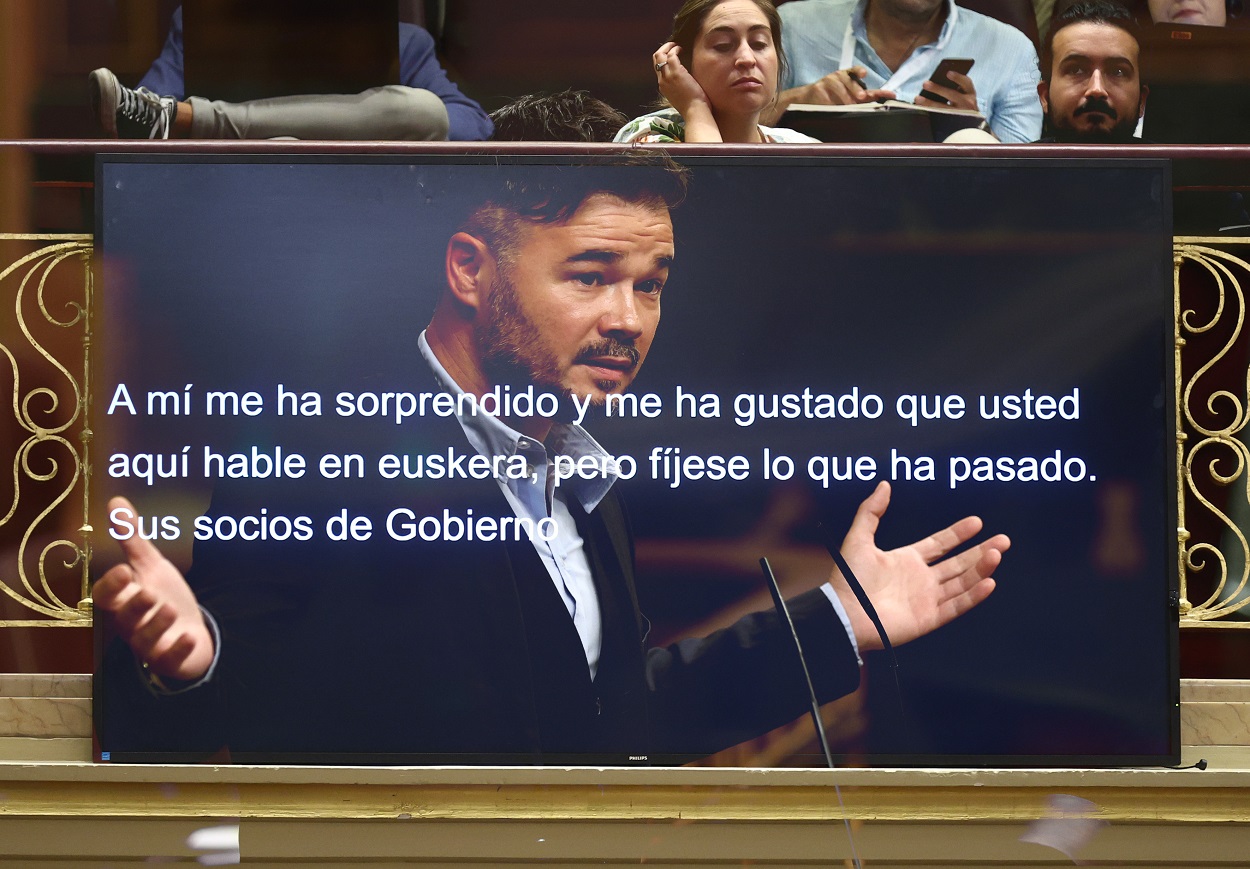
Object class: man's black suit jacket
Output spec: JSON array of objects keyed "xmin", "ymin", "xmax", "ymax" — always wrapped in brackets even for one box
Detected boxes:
[{"xmin": 97, "ymin": 366, "xmax": 862, "ymax": 764}]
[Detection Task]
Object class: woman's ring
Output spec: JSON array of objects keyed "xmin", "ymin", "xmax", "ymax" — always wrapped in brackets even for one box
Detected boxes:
[{"xmin": 655, "ymin": 61, "xmax": 668, "ymax": 71}]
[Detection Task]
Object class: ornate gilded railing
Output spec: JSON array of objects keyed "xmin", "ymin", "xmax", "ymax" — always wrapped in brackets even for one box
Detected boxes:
[
  {"xmin": 1175, "ymin": 239, "xmax": 1250, "ymax": 626},
  {"xmin": 0, "ymin": 234, "xmax": 93, "ymax": 627},
  {"xmin": 1, "ymin": 234, "xmax": 1248, "ymax": 627}
]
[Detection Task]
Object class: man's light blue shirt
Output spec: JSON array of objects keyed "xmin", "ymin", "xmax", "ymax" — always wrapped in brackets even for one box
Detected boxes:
[
  {"xmin": 419, "ymin": 332, "xmax": 862, "ymax": 675},
  {"xmin": 419, "ymin": 332, "xmax": 614, "ymax": 677},
  {"xmin": 780, "ymin": 0, "xmax": 1042, "ymax": 143}
]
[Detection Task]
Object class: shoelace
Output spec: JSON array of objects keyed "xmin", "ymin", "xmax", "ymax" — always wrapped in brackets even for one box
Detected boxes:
[{"xmin": 120, "ymin": 87, "xmax": 171, "ymax": 139}]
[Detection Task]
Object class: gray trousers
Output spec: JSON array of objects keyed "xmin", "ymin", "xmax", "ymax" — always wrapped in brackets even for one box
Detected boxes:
[{"xmin": 187, "ymin": 85, "xmax": 449, "ymax": 140}]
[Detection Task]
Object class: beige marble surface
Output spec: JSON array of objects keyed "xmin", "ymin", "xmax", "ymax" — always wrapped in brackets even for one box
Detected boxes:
[
  {"xmin": 1181, "ymin": 701, "xmax": 1250, "ymax": 746},
  {"xmin": 0, "ymin": 736, "xmax": 90, "ymax": 762},
  {"xmin": 0, "ymin": 697, "xmax": 89, "ymax": 738},
  {"xmin": 0, "ymin": 673, "xmax": 89, "ymax": 698},
  {"xmin": 1180, "ymin": 679, "xmax": 1250, "ymax": 702},
  {"xmin": 1181, "ymin": 744, "xmax": 1250, "ymax": 768}
]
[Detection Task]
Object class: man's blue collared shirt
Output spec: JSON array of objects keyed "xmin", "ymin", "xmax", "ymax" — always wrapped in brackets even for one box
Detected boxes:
[
  {"xmin": 418, "ymin": 332, "xmax": 861, "ymax": 674},
  {"xmin": 780, "ymin": 0, "xmax": 1042, "ymax": 143},
  {"xmin": 419, "ymin": 332, "xmax": 614, "ymax": 677}
]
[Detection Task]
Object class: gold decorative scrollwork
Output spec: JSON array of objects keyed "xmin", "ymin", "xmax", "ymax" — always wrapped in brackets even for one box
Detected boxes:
[
  {"xmin": 1174, "ymin": 239, "xmax": 1250, "ymax": 626},
  {"xmin": 0, "ymin": 234, "xmax": 93, "ymax": 627}
]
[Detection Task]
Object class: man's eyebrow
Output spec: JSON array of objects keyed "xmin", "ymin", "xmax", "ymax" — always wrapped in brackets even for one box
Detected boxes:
[
  {"xmin": 567, "ymin": 250, "xmax": 623, "ymax": 265},
  {"xmin": 566, "ymin": 250, "xmax": 675, "ymax": 269},
  {"xmin": 1059, "ymin": 52, "xmax": 1135, "ymax": 68}
]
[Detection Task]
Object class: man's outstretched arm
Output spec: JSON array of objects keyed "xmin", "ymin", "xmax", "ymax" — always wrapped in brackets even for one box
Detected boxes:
[
  {"xmin": 833, "ymin": 481, "xmax": 1008, "ymax": 651},
  {"xmin": 93, "ymin": 496, "xmax": 215, "ymax": 682}
]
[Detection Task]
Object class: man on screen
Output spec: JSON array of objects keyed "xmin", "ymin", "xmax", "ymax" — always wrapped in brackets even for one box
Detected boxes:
[
  {"xmin": 95, "ymin": 162, "xmax": 1008, "ymax": 762},
  {"xmin": 1036, "ymin": 1, "xmax": 1148, "ymax": 143}
]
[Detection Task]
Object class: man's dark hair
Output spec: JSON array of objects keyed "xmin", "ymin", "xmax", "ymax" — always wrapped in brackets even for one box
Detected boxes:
[
  {"xmin": 460, "ymin": 156, "xmax": 689, "ymax": 267},
  {"xmin": 490, "ymin": 90, "xmax": 629, "ymax": 143},
  {"xmin": 1042, "ymin": 1, "xmax": 1141, "ymax": 81}
]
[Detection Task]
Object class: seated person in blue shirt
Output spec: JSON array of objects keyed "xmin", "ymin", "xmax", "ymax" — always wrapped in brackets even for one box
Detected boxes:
[
  {"xmin": 760, "ymin": 0, "xmax": 1042, "ymax": 143},
  {"xmin": 616, "ymin": 0, "xmax": 819, "ymax": 143},
  {"xmin": 89, "ymin": 6, "xmax": 492, "ymax": 142}
]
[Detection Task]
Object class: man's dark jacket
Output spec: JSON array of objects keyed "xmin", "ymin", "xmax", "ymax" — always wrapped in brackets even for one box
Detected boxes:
[{"xmin": 97, "ymin": 368, "xmax": 861, "ymax": 764}]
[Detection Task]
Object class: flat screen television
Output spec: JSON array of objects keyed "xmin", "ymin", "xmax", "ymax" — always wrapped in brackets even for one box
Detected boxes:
[{"xmin": 92, "ymin": 153, "xmax": 1179, "ymax": 767}]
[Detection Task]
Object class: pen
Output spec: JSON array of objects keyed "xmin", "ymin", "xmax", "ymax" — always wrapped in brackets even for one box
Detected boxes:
[{"xmin": 846, "ymin": 70, "xmax": 867, "ymax": 91}]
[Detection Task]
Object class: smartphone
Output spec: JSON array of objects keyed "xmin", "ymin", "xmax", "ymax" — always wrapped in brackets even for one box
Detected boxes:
[{"xmin": 918, "ymin": 58, "xmax": 974, "ymax": 105}]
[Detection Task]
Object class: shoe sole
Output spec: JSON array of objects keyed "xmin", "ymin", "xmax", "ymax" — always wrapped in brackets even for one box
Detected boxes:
[{"xmin": 89, "ymin": 69, "xmax": 120, "ymax": 138}]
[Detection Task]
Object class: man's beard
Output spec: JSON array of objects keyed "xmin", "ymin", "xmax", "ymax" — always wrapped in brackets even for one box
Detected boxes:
[
  {"xmin": 474, "ymin": 269, "xmax": 641, "ymax": 419},
  {"xmin": 1048, "ymin": 96, "xmax": 1142, "ymax": 143}
]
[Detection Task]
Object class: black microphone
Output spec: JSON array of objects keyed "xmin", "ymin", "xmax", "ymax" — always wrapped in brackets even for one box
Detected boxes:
[
  {"xmin": 817, "ymin": 522, "xmax": 898, "ymax": 668},
  {"xmin": 817, "ymin": 522, "xmax": 906, "ymax": 719},
  {"xmin": 759, "ymin": 556, "xmax": 863, "ymax": 869},
  {"xmin": 759, "ymin": 557, "xmax": 836, "ymax": 769}
]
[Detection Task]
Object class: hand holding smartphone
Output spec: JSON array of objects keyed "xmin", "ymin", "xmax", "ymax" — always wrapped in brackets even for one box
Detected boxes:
[{"xmin": 918, "ymin": 58, "xmax": 974, "ymax": 105}]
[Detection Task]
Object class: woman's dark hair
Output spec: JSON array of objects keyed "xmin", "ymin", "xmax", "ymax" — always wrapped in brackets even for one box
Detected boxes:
[{"xmin": 669, "ymin": 0, "xmax": 790, "ymax": 93}]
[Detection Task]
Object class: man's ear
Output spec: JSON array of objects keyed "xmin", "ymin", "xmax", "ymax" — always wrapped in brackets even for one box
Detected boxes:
[
  {"xmin": 1138, "ymin": 84, "xmax": 1149, "ymax": 119},
  {"xmin": 1037, "ymin": 80, "xmax": 1050, "ymax": 115},
  {"xmin": 445, "ymin": 231, "xmax": 493, "ymax": 311}
]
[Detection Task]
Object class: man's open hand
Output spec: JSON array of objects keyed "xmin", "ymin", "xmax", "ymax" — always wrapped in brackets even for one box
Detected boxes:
[
  {"xmin": 93, "ymin": 497, "xmax": 214, "ymax": 682},
  {"xmin": 832, "ymin": 481, "xmax": 1008, "ymax": 651}
]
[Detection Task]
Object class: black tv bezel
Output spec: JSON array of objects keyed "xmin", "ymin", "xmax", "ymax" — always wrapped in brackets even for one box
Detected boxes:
[{"xmin": 91, "ymin": 150, "xmax": 1181, "ymax": 769}]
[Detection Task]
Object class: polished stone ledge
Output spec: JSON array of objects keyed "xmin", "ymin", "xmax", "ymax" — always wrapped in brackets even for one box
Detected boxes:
[
  {"xmin": 1181, "ymin": 679, "xmax": 1250, "ymax": 703},
  {"xmin": 0, "ymin": 673, "xmax": 89, "ymax": 698},
  {"xmin": 0, "ymin": 697, "xmax": 89, "ymax": 738}
]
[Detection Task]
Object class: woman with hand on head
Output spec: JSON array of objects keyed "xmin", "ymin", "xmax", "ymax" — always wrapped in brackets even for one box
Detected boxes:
[{"xmin": 615, "ymin": 0, "xmax": 818, "ymax": 143}]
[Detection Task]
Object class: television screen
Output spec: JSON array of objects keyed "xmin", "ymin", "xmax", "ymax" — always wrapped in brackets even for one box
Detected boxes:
[{"xmin": 93, "ymin": 153, "xmax": 1178, "ymax": 766}]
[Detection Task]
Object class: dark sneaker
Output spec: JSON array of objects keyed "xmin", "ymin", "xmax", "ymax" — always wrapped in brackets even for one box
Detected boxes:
[{"xmin": 89, "ymin": 68, "xmax": 175, "ymax": 139}]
